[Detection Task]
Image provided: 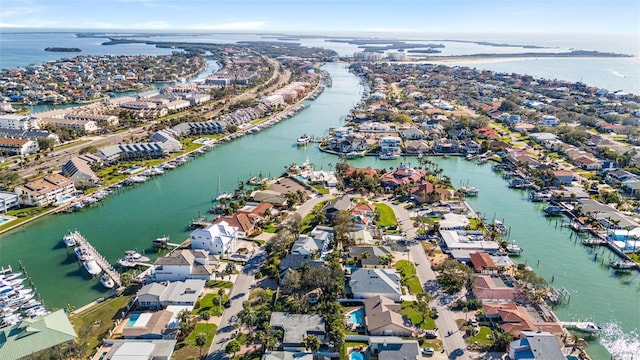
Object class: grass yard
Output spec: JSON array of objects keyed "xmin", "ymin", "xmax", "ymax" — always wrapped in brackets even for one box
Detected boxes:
[
  {"xmin": 374, "ymin": 203, "xmax": 397, "ymax": 227},
  {"xmin": 467, "ymin": 326, "xmax": 493, "ymax": 346},
  {"xmin": 205, "ymin": 280, "xmax": 234, "ymax": 288},
  {"xmin": 173, "ymin": 323, "xmax": 217, "ymax": 360},
  {"xmin": 395, "ymin": 260, "xmax": 424, "ymax": 295},
  {"xmin": 70, "ymin": 295, "xmax": 132, "ymax": 358},
  {"xmin": 195, "ymin": 293, "xmax": 229, "ymax": 316},
  {"xmin": 401, "ymin": 302, "xmax": 436, "ymax": 330}
]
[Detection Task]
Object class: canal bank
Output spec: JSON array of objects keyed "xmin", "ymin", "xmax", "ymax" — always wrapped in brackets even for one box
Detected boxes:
[{"xmin": 0, "ymin": 63, "xmax": 636, "ymax": 358}]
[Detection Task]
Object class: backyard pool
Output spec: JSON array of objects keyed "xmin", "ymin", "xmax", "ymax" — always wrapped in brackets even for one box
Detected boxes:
[
  {"xmin": 348, "ymin": 307, "xmax": 365, "ymax": 326},
  {"xmin": 125, "ymin": 313, "xmax": 140, "ymax": 327},
  {"xmin": 349, "ymin": 351, "xmax": 364, "ymax": 360}
]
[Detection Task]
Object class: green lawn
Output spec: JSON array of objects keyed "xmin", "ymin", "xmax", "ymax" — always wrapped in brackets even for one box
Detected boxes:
[
  {"xmin": 467, "ymin": 326, "xmax": 492, "ymax": 345},
  {"xmin": 395, "ymin": 260, "xmax": 424, "ymax": 295},
  {"xmin": 205, "ymin": 280, "xmax": 234, "ymax": 288},
  {"xmin": 195, "ymin": 293, "xmax": 229, "ymax": 316},
  {"xmin": 263, "ymin": 224, "xmax": 278, "ymax": 233},
  {"xmin": 311, "ymin": 184, "xmax": 329, "ymax": 194},
  {"xmin": 401, "ymin": 301, "xmax": 436, "ymax": 330},
  {"xmin": 173, "ymin": 323, "xmax": 218, "ymax": 360},
  {"xmin": 70, "ymin": 295, "xmax": 132, "ymax": 358},
  {"xmin": 374, "ymin": 203, "xmax": 397, "ymax": 227}
]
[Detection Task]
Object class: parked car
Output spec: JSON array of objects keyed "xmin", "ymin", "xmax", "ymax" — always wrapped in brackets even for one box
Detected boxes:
[
  {"xmin": 422, "ymin": 347, "xmax": 435, "ymax": 356},
  {"xmin": 224, "ymin": 300, "xmax": 231, "ymax": 308},
  {"xmin": 424, "ymin": 331, "xmax": 438, "ymax": 339}
]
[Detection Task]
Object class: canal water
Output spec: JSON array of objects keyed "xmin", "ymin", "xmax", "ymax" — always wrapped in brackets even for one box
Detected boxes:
[{"xmin": 0, "ymin": 62, "xmax": 636, "ymax": 358}]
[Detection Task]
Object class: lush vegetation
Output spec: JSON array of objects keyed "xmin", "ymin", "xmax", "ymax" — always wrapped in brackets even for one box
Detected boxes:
[
  {"xmin": 374, "ymin": 203, "xmax": 397, "ymax": 227},
  {"xmin": 395, "ymin": 260, "xmax": 424, "ymax": 295}
]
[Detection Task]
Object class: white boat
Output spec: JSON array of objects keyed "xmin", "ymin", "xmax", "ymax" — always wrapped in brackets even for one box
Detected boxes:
[
  {"xmin": 460, "ymin": 186, "xmax": 479, "ymax": 197},
  {"xmin": 379, "ymin": 152, "xmax": 400, "ymax": 160},
  {"xmin": 122, "ymin": 250, "xmax": 150, "ymax": 263},
  {"xmin": 493, "ymin": 220, "xmax": 508, "ymax": 234},
  {"xmin": 297, "ymin": 134, "xmax": 311, "ymax": 146},
  {"xmin": 1, "ymin": 277, "xmax": 25, "ymax": 287},
  {"xmin": 62, "ymin": 232, "xmax": 78, "ymax": 247},
  {"xmin": 562, "ymin": 321, "xmax": 602, "ymax": 333},
  {"xmin": 83, "ymin": 259, "xmax": 102, "ymax": 276},
  {"xmin": 505, "ymin": 241, "xmax": 523, "ymax": 255},
  {"xmin": 610, "ymin": 260, "xmax": 636, "ymax": 270},
  {"xmin": 100, "ymin": 274, "xmax": 115, "ymax": 289},
  {"xmin": 153, "ymin": 236, "xmax": 169, "ymax": 247},
  {"xmin": 117, "ymin": 259, "xmax": 136, "ymax": 268},
  {"xmin": 74, "ymin": 247, "xmax": 92, "ymax": 261},
  {"xmin": 216, "ymin": 192, "xmax": 233, "ymax": 201}
]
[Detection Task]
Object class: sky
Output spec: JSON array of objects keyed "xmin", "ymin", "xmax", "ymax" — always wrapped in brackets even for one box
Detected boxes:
[{"xmin": 0, "ymin": 0, "xmax": 638, "ymax": 35}]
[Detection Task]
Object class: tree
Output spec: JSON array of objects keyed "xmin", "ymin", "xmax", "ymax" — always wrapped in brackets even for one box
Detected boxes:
[
  {"xmin": 498, "ymin": 99, "xmax": 518, "ymax": 112},
  {"xmin": 195, "ymin": 332, "xmax": 207, "ymax": 358},
  {"xmin": 225, "ymin": 340, "xmax": 241, "ymax": 357},
  {"xmin": 201, "ymin": 310, "xmax": 211, "ymax": 321},
  {"xmin": 178, "ymin": 308, "xmax": 192, "ymax": 324},
  {"xmin": 303, "ymin": 334, "xmax": 321, "ymax": 352}
]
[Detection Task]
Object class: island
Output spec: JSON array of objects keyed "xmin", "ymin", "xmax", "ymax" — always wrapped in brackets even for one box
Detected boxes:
[{"xmin": 44, "ymin": 47, "xmax": 82, "ymax": 52}]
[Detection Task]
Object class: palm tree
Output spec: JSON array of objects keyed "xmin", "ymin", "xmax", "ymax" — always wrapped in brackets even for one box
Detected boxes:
[
  {"xmin": 195, "ymin": 332, "xmax": 207, "ymax": 359},
  {"xmin": 303, "ymin": 334, "xmax": 321, "ymax": 352}
]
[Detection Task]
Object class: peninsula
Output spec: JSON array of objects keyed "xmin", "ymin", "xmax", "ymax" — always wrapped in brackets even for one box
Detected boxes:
[{"xmin": 44, "ymin": 47, "xmax": 82, "ymax": 52}]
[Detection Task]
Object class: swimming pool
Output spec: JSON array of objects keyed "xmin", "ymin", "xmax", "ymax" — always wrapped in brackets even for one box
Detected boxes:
[
  {"xmin": 0, "ymin": 218, "xmax": 9, "ymax": 224},
  {"xmin": 127, "ymin": 166, "xmax": 142, "ymax": 174},
  {"xmin": 57, "ymin": 195, "xmax": 74, "ymax": 204},
  {"xmin": 125, "ymin": 313, "xmax": 140, "ymax": 327},
  {"xmin": 349, "ymin": 351, "xmax": 364, "ymax": 360},
  {"xmin": 348, "ymin": 307, "xmax": 365, "ymax": 326}
]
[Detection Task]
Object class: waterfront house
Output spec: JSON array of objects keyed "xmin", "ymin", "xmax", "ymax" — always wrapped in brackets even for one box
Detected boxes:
[
  {"xmin": 399, "ymin": 127, "xmax": 425, "ymax": 140},
  {"xmin": 150, "ymin": 129, "xmax": 183, "ymax": 152},
  {"xmin": 439, "ymin": 230, "xmax": 500, "ymax": 254},
  {"xmin": 508, "ymin": 330, "xmax": 565, "ymax": 360},
  {"xmin": 482, "ymin": 302, "xmax": 563, "ymax": 337},
  {"xmin": 100, "ymin": 339, "xmax": 177, "ymax": 360},
  {"xmin": 404, "ymin": 140, "xmax": 430, "ymax": 154},
  {"xmin": 213, "ymin": 213, "xmax": 255, "ymax": 239},
  {"xmin": 136, "ymin": 279, "xmax": 206, "ymax": 309},
  {"xmin": 349, "ymin": 268, "xmax": 402, "ymax": 302},
  {"xmin": 190, "ymin": 221, "xmax": 238, "ymax": 256},
  {"xmin": 14, "ymin": 173, "xmax": 76, "ymax": 206},
  {"xmin": 238, "ymin": 202, "xmax": 274, "ymax": 221},
  {"xmin": 0, "ymin": 114, "xmax": 39, "ymax": 130},
  {"xmin": 469, "ymin": 252, "xmax": 497, "ymax": 274},
  {"xmin": 153, "ymin": 249, "xmax": 217, "ymax": 281},
  {"xmin": 380, "ymin": 164, "xmax": 425, "ymax": 190},
  {"xmin": 0, "ymin": 310, "xmax": 77, "ymax": 360},
  {"xmin": 251, "ymin": 190, "xmax": 288, "ymax": 207},
  {"xmin": 433, "ymin": 138, "xmax": 460, "ymax": 153},
  {"xmin": 269, "ymin": 312, "xmax": 326, "ymax": 352},
  {"xmin": 122, "ymin": 311, "xmax": 173, "ymax": 339},
  {"xmin": 0, "ymin": 191, "xmax": 19, "ymax": 212},
  {"xmin": 552, "ymin": 170, "xmax": 574, "ymax": 186},
  {"xmin": 364, "ymin": 295, "xmax": 413, "ymax": 336},
  {"xmin": 262, "ymin": 351, "xmax": 313, "ymax": 360},
  {"xmin": 97, "ymin": 142, "xmax": 171, "ymax": 164},
  {"xmin": 473, "ymin": 274, "xmax": 524, "ymax": 302},
  {"xmin": 378, "ymin": 136, "xmax": 402, "ymax": 154}
]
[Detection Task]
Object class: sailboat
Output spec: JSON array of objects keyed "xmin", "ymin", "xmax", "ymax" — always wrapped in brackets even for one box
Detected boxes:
[{"xmin": 215, "ymin": 176, "xmax": 232, "ymax": 201}]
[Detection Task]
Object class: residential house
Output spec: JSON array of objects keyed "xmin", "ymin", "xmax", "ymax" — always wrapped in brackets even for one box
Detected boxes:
[
  {"xmin": 379, "ymin": 164, "xmax": 425, "ymax": 190},
  {"xmin": 552, "ymin": 170, "xmax": 574, "ymax": 186},
  {"xmin": 278, "ymin": 254, "xmax": 325, "ymax": 285},
  {"xmin": 190, "ymin": 221, "xmax": 238, "ymax": 256},
  {"xmin": 348, "ymin": 229, "xmax": 376, "ymax": 245},
  {"xmin": 574, "ymin": 155, "xmax": 601, "ymax": 170},
  {"xmin": 512, "ymin": 123, "xmax": 535, "ymax": 133},
  {"xmin": 0, "ymin": 137, "xmax": 38, "ymax": 156},
  {"xmin": 262, "ymin": 351, "xmax": 313, "ymax": 360},
  {"xmin": 622, "ymin": 179, "xmax": 640, "ymax": 197},
  {"xmin": 101, "ymin": 339, "xmax": 177, "ymax": 360},
  {"xmin": 364, "ymin": 295, "xmax": 413, "ymax": 336},
  {"xmin": 238, "ymin": 202, "xmax": 274, "ymax": 222},
  {"xmin": 351, "ymin": 202, "xmax": 376, "ymax": 229},
  {"xmin": 439, "ymin": 230, "xmax": 500, "ymax": 255},
  {"xmin": 121, "ymin": 311, "xmax": 173, "ymax": 339},
  {"xmin": 153, "ymin": 249, "xmax": 217, "ymax": 281},
  {"xmin": 349, "ymin": 246, "xmax": 393, "ymax": 268},
  {"xmin": 410, "ymin": 182, "xmax": 450, "ymax": 203},
  {"xmin": 508, "ymin": 331, "xmax": 565, "ymax": 360},
  {"xmin": 213, "ymin": 213, "xmax": 255, "ymax": 239},
  {"xmin": 368, "ymin": 337, "xmax": 421, "ymax": 360},
  {"xmin": 404, "ymin": 140, "xmax": 430, "ymax": 154},
  {"xmin": 323, "ymin": 195, "xmax": 353, "ymax": 221},
  {"xmin": 399, "ymin": 127, "xmax": 425, "ymax": 140},
  {"xmin": 269, "ymin": 312, "xmax": 326, "ymax": 352},
  {"xmin": 473, "ymin": 274, "xmax": 525, "ymax": 302},
  {"xmin": 14, "ymin": 173, "xmax": 76, "ymax": 206},
  {"xmin": 251, "ymin": 190, "xmax": 288, "ymax": 207},
  {"xmin": 378, "ymin": 136, "xmax": 402, "ymax": 154},
  {"xmin": 349, "ymin": 268, "xmax": 402, "ymax": 302},
  {"xmin": 136, "ymin": 279, "xmax": 206, "ymax": 309},
  {"xmin": 291, "ymin": 234, "xmax": 328, "ymax": 256},
  {"xmin": 0, "ymin": 310, "xmax": 77, "ymax": 360},
  {"xmin": 474, "ymin": 126, "xmax": 499, "ymax": 140},
  {"xmin": 482, "ymin": 302, "xmax": 563, "ymax": 337},
  {"xmin": 469, "ymin": 252, "xmax": 497, "ymax": 274},
  {"xmin": 0, "ymin": 191, "xmax": 19, "ymax": 212},
  {"xmin": 433, "ymin": 138, "xmax": 460, "ymax": 153},
  {"xmin": 539, "ymin": 115, "xmax": 559, "ymax": 127}
]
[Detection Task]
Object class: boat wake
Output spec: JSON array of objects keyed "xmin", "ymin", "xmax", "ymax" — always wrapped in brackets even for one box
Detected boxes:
[
  {"xmin": 599, "ymin": 321, "xmax": 640, "ymax": 360},
  {"xmin": 612, "ymin": 70, "xmax": 627, "ymax": 78}
]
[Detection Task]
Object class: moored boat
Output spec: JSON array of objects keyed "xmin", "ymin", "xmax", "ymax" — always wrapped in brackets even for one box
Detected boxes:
[
  {"xmin": 122, "ymin": 250, "xmax": 150, "ymax": 263},
  {"xmin": 62, "ymin": 232, "xmax": 78, "ymax": 247},
  {"xmin": 296, "ymin": 134, "xmax": 311, "ymax": 146},
  {"xmin": 100, "ymin": 274, "xmax": 115, "ymax": 289},
  {"xmin": 505, "ymin": 241, "xmax": 523, "ymax": 255},
  {"xmin": 379, "ymin": 152, "xmax": 400, "ymax": 160},
  {"xmin": 73, "ymin": 246, "xmax": 92, "ymax": 261},
  {"xmin": 83, "ymin": 259, "xmax": 102, "ymax": 276},
  {"xmin": 544, "ymin": 205, "xmax": 564, "ymax": 216},
  {"xmin": 609, "ymin": 260, "xmax": 636, "ymax": 270}
]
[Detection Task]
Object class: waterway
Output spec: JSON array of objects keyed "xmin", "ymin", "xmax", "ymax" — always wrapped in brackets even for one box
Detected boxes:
[{"xmin": 0, "ymin": 62, "xmax": 637, "ymax": 358}]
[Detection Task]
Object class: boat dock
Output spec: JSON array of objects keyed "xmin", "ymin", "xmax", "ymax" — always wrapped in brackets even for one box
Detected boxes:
[{"xmin": 71, "ymin": 231, "xmax": 121, "ymax": 287}]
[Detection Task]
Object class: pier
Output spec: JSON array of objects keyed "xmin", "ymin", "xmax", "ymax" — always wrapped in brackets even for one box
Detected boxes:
[{"xmin": 71, "ymin": 231, "xmax": 122, "ymax": 287}]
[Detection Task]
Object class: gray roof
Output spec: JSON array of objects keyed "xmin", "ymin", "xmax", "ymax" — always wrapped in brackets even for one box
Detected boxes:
[
  {"xmin": 103, "ymin": 339, "xmax": 177, "ymax": 360},
  {"xmin": 138, "ymin": 282, "xmax": 167, "ymax": 298},
  {"xmin": 269, "ymin": 312, "xmax": 325, "ymax": 346},
  {"xmin": 369, "ymin": 337, "xmax": 421, "ymax": 360},
  {"xmin": 262, "ymin": 351, "xmax": 313, "ymax": 360},
  {"xmin": 349, "ymin": 268, "xmax": 402, "ymax": 297},
  {"xmin": 511, "ymin": 331, "xmax": 565, "ymax": 360},
  {"xmin": 160, "ymin": 279, "xmax": 205, "ymax": 304},
  {"xmin": 278, "ymin": 254, "xmax": 324, "ymax": 271},
  {"xmin": 349, "ymin": 246, "xmax": 392, "ymax": 267}
]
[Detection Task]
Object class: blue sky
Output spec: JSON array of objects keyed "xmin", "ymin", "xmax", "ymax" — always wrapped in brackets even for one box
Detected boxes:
[{"xmin": 1, "ymin": 0, "xmax": 638, "ymax": 34}]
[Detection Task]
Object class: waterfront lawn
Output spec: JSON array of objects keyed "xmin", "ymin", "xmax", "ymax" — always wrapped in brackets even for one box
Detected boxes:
[
  {"xmin": 400, "ymin": 301, "xmax": 436, "ymax": 330},
  {"xmin": 173, "ymin": 323, "xmax": 217, "ymax": 360},
  {"xmin": 0, "ymin": 206, "xmax": 52, "ymax": 232},
  {"xmin": 70, "ymin": 295, "xmax": 132, "ymax": 358},
  {"xmin": 395, "ymin": 260, "xmax": 424, "ymax": 295},
  {"xmin": 375, "ymin": 203, "xmax": 397, "ymax": 227}
]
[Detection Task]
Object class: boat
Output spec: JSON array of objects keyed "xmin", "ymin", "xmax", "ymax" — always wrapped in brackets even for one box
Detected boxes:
[
  {"xmin": 74, "ymin": 246, "xmax": 92, "ymax": 261},
  {"xmin": 379, "ymin": 152, "xmax": 400, "ymax": 160},
  {"xmin": 582, "ymin": 238, "xmax": 605, "ymax": 247},
  {"xmin": 544, "ymin": 205, "xmax": 564, "ymax": 217},
  {"xmin": 153, "ymin": 236, "xmax": 170, "ymax": 248},
  {"xmin": 296, "ymin": 134, "xmax": 311, "ymax": 146},
  {"xmin": 530, "ymin": 191, "xmax": 552, "ymax": 202},
  {"xmin": 83, "ymin": 259, "xmax": 102, "ymax": 276},
  {"xmin": 493, "ymin": 220, "xmax": 508, "ymax": 234},
  {"xmin": 122, "ymin": 250, "xmax": 150, "ymax": 263},
  {"xmin": 100, "ymin": 274, "xmax": 115, "ymax": 289},
  {"xmin": 505, "ymin": 241, "xmax": 523, "ymax": 255},
  {"xmin": 460, "ymin": 186, "xmax": 479, "ymax": 197},
  {"xmin": 562, "ymin": 321, "xmax": 602, "ymax": 333},
  {"xmin": 62, "ymin": 232, "xmax": 78, "ymax": 247},
  {"xmin": 609, "ymin": 260, "xmax": 636, "ymax": 270}
]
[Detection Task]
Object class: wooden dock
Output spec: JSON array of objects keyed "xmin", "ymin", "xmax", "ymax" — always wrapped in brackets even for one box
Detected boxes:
[{"xmin": 71, "ymin": 231, "xmax": 121, "ymax": 287}]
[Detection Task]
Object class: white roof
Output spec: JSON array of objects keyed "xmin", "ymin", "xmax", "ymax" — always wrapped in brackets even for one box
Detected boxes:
[{"xmin": 111, "ymin": 342, "xmax": 155, "ymax": 360}]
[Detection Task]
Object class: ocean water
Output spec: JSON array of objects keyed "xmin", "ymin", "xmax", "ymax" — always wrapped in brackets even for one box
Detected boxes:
[{"xmin": 1, "ymin": 31, "xmax": 638, "ymax": 94}]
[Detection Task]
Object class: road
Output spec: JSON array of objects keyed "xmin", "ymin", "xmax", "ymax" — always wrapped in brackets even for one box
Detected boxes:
[
  {"xmin": 206, "ymin": 193, "xmax": 331, "ymax": 359},
  {"xmin": 385, "ymin": 201, "xmax": 471, "ymax": 360}
]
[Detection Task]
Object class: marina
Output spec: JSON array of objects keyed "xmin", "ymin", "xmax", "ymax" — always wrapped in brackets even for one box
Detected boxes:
[{"xmin": 67, "ymin": 231, "xmax": 121, "ymax": 287}]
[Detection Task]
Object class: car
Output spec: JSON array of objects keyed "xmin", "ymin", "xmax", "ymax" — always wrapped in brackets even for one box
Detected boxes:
[
  {"xmin": 422, "ymin": 347, "xmax": 435, "ymax": 356},
  {"xmin": 223, "ymin": 300, "xmax": 231, "ymax": 308},
  {"xmin": 424, "ymin": 331, "xmax": 438, "ymax": 339}
]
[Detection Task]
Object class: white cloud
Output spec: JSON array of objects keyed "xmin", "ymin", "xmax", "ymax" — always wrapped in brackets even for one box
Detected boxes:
[{"xmin": 190, "ymin": 21, "xmax": 268, "ymax": 31}]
